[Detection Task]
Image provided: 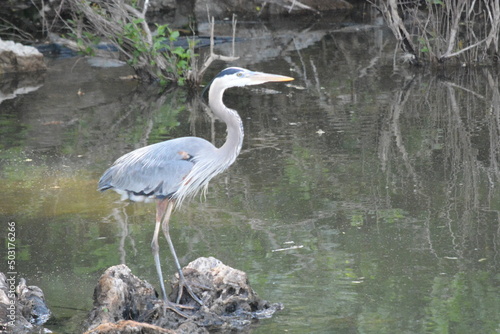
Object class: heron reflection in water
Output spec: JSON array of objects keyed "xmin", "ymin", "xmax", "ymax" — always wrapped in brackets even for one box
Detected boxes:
[{"xmin": 98, "ymin": 67, "xmax": 293, "ymax": 312}]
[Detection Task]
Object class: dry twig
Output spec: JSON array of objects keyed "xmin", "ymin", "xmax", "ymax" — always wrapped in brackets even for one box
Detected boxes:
[
  {"xmin": 188, "ymin": 16, "xmax": 239, "ymax": 84},
  {"xmin": 370, "ymin": 0, "xmax": 500, "ymax": 65}
]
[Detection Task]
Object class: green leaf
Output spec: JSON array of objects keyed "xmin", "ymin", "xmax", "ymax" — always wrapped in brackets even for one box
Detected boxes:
[
  {"xmin": 156, "ymin": 24, "xmax": 167, "ymax": 36},
  {"xmin": 172, "ymin": 46, "xmax": 185, "ymax": 56},
  {"xmin": 169, "ymin": 30, "xmax": 180, "ymax": 41},
  {"xmin": 177, "ymin": 60, "xmax": 188, "ymax": 69}
]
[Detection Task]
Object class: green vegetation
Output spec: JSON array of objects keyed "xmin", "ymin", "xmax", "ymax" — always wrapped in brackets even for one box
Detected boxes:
[
  {"xmin": 66, "ymin": 0, "xmax": 195, "ymax": 86},
  {"xmin": 120, "ymin": 20, "xmax": 193, "ymax": 86}
]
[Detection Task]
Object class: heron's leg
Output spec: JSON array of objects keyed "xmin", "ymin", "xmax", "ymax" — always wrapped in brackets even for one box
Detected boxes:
[
  {"xmin": 153, "ymin": 200, "xmax": 194, "ymax": 317},
  {"xmin": 152, "ymin": 200, "xmax": 168, "ymax": 301},
  {"xmin": 161, "ymin": 200, "xmax": 203, "ymax": 305}
]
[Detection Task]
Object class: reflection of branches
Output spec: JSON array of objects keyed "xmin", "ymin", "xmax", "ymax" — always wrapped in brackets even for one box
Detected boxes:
[
  {"xmin": 443, "ymin": 83, "xmax": 480, "ymax": 211},
  {"xmin": 379, "ymin": 70, "xmax": 500, "ymax": 267},
  {"xmin": 111, "ymin": 205, "xmax": 138, "ymax": 265},
  {"xmin": 484, "ymin": 70, "xmax": 500, "ymax": 265},
  {"xmin": 485, "ymin": 70, "xmax": 500, "ymax": 190},
  {"xmin": 186, "ymin": 95, "xmax": 217, "ymax": 145},
  {"xmin": 442, "ymin": 83, "xmax": 480, "ymax": 261},
  {"xmin": 390, "ymin": 80, "xmax": 421, "ymax": 188},
  {"xmin": 379, "ymin": 77, "xmax": 437, "ymax": 257},
  {"xmin": 378, "ymin": 76, "xmax": 423, "ymax": 192}
]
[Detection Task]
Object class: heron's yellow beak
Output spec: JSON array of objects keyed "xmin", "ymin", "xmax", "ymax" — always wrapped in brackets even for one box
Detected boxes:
[{"xmin": 249, "ymin": 72, "xmax": 294, "ymax": 83}]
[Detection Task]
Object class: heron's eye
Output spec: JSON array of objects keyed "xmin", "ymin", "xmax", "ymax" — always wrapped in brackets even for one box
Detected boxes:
[{"xmin": 236, "ymin": 72, "xmax": 243, "ymax": 77}]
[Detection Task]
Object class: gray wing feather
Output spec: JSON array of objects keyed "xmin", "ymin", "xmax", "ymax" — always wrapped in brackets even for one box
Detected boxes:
[{"xmin": 98, "ymin": 137, "xmax": 215, "ymax": 199}]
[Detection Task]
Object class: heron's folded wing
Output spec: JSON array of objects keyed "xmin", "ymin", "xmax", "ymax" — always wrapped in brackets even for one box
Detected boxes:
[{"xmin": 98, "ymin": 137, "xmax": 214, "ymax": 198}]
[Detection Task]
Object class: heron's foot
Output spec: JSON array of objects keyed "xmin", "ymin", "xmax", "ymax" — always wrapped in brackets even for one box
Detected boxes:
[
  {"xmin": 176, "ymin": 276, "xmax": 204, "ymax": 306},
  {"xmin": 163, "ymin": 299, "xmax": 194, "ymax": 318}
]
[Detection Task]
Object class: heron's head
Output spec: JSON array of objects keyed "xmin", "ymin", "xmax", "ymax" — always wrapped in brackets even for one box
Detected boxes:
[{"xmin": 211, "ymin": 67, "xmax": 294, "ymax": 90}]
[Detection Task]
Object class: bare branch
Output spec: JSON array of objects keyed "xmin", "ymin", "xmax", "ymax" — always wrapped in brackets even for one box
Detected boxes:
[
  {"xmin": 442, "ymin": 1, "xmax": 467, "ymax": 58},
  {"xmin": 372, "ymin": 0, "xmax": 500, "ymax": 65},
  {"xmin": 191, "ymin": 16, "xmax": 239, "ymax": 83},
  {"xmin": 440, "ymin": 38, "xmax": 488, "ymax": 61}
]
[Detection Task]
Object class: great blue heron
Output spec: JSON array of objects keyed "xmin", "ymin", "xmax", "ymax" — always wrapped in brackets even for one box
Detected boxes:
[{"xmin": 98, "ymin": 67, "xmax": 293, "ymax": 312}]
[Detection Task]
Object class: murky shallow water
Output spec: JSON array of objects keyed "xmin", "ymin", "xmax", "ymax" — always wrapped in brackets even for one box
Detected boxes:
[{"xmin": 1, "ymin": 13, "xmax": 500, "ymax": 334}]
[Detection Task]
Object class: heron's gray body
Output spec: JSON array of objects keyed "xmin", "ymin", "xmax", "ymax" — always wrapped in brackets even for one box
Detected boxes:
[{"xmin": 98, "ymin": 137, "xmax": 217, "ymax": 202}]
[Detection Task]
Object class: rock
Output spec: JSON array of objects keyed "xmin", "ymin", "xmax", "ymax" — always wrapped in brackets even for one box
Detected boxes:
[
  {"xmin": 300, "ymin": 0, "xmax": 353, "ymax": 11},
  {"xmin": 85, "ymin": 320, "xmax": 177, "ymax": 334},
  {"xmin": 0, "ymin": 39, "xmax": 47, "ymax": 74},
  {"xmin": 170, "ymin": 257, "xmax": 282, "ymax": 320},
  {"xmin": 0, "ymin": 273, "xmax": 52, "ymax": 334},
  {"xmin": 83, "ymin": 258, "xmax": 283, "ymax": 333},
  {"xmin": 83, "ymin": 264, "xmax": 162, "ymax": 332},
  {"xmin": 147, "ymin": 0, "xmax": 176, "ymax": 12},
  {"xmin": 16, "ymin": 278, "xmax": 51, "ymax": 327}
]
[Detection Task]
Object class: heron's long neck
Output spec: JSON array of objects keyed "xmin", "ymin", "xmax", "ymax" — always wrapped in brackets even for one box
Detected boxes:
[{"xmin": 209, "ymin": 86, "xmax": 244, "ymax": 165}]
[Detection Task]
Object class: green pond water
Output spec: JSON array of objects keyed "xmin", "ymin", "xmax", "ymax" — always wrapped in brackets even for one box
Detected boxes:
[{"xmin": 1, "ymin": 18, "xmax": 499, "ymax": 334}]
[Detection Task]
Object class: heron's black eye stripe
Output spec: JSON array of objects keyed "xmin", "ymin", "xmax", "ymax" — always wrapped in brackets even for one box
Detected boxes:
[{"xmin": 215, "ymin": 67, "xmax": 243, "ymax": 78}]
